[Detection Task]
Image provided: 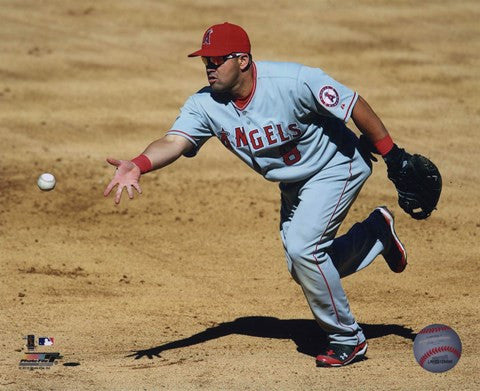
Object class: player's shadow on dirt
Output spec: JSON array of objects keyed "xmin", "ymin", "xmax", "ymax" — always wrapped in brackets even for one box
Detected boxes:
[{"xmin": 127, "ymin": 316, "xmax": 415, "ymax": 360}]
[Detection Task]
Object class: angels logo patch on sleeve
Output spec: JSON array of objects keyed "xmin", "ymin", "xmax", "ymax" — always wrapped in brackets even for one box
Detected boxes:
[{"xmin": 319, "ymin": 86, "xmax": 340, "ymax": 107}]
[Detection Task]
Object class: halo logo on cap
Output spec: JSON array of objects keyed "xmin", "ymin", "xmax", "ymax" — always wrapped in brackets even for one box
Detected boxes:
[{"xmin": 203, "ymin": 29, "xmax": 213, "ymax": 45}]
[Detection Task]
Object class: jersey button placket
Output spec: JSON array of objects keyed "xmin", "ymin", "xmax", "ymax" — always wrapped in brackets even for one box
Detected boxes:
[
  {"xmin": 242, "ymin": 111, "xmax": 251, "ymax": 124},
  {"xmin": 241, "ymin": 112, "xmax": 255, "ymax": 153}
]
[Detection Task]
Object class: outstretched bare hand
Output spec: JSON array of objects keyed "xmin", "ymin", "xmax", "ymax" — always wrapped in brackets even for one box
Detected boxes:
[{"xmin": 104, "ymin": 158, "xmax": 142, "ymax": 204}]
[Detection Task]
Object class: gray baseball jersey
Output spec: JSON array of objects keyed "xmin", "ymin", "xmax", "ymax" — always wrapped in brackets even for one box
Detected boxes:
[
  {"xmin": 167, "ymin": 61, "xmax": 358, "ymax": 182},
  {"xmin": 167, "ymin": 61, "xmax": 386, "ymax": 346}
]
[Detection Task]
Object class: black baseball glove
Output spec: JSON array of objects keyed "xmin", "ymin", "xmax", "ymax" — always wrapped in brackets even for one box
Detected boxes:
[{"xmin": 383, "ymin": 145, "xmax": 442, "ymax": 219}]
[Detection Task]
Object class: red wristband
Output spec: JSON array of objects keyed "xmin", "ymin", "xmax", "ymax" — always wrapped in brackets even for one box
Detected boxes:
[
  {"xmin": 374, "ymin": 135, "xmax": 394, "ymax": 156},
  {"xmin": 131, "ymin": 154, "xmax": 152, "ymax": 174}
]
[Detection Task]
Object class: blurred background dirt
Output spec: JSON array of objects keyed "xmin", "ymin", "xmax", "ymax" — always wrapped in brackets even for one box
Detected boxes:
[{"xmin": 1, "ymin": 0, "xmax": 479, "ymax": 389}]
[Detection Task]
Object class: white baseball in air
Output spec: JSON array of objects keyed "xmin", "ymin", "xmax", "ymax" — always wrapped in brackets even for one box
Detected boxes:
[{"xmin": 37, "ymin": 173, "xmax": 56, "ymax": 191}]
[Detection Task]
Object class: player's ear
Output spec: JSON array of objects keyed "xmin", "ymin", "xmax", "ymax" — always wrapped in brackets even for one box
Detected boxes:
[{"xmin": 239, "ymin": 54, "xmax": 251, "ymax": 71}]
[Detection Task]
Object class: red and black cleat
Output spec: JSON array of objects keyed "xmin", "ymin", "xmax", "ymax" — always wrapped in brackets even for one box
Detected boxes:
[
  {"xmin": 316, "ymin": 341, "xmax": 368, "ymax": 367},
  {"xmin": 375, "ymin": 206, "xmax": 407, "ymax": 273}
]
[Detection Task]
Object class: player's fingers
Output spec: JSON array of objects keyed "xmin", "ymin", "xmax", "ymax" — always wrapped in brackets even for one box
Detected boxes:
[
  {"xmin": 126, "ymin": 185, "xmax": 134, "ymax": 199},
  {"xmin": 106, "ymin": 157, "xmax": 121, "ymax": 167},
  {"xmin": 103, "ymin": 180, "xmax": 117, "ymax": 197},
  {"xmin": 114, "ymin": 185, "xmax": 124, "ymax": 205},
  {"xmin": 132, "ymin": 182, "xmax": 142, "ymax": 195}
]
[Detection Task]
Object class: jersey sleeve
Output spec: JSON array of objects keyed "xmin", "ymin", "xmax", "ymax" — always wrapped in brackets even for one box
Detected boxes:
[
  {"xmin": 167, "ymin": 95, "xmax": 213, "ymax": 157},
  {"xmin": 297, "ymin": 65, "xmax": 358, "ymax": 123}
]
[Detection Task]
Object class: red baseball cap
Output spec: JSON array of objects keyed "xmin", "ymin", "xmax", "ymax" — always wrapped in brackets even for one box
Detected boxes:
[{"xmin": 188, "ymin": 22, "xmax": 251, "ymax": 57}]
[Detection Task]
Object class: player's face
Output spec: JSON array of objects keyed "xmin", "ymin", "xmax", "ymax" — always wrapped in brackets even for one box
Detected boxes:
[{"xmin": 203, "ymin": 53, "xmax": 248, "ymax": 93}]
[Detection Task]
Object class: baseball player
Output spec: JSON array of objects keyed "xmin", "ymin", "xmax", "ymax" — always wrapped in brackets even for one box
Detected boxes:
[{"xmin": 104, "ymin": 22, "xmax": 422, "ymax": 367}]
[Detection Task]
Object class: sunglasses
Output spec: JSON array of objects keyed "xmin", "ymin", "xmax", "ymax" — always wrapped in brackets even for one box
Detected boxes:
[{"xmin": 201, "ymin": 53, "xmax": 245, "ymax": 68}]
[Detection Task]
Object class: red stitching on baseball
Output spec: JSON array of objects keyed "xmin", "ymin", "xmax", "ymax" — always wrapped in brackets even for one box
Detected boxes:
[
  {"xmin": 418, "ymin": 326, "xmax": 451, "ymax": 334},
  {"xmin": 419, "ymin": 345, "xmax": 461, "ymax": 367}
]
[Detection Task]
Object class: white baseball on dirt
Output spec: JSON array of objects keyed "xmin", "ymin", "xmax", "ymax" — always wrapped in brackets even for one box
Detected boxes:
[
  {"xmin": 413, "ymin": 324, "xmax": 462, "ymax": 373},
  {"xmin": 37, "ymin": 173, "xmax": 56, "ymax": 191}
]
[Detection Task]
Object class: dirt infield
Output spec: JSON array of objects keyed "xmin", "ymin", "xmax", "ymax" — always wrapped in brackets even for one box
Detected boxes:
[{"xmin": 1, "ymin": 0, "xmax": 479, "ymax": 389}]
